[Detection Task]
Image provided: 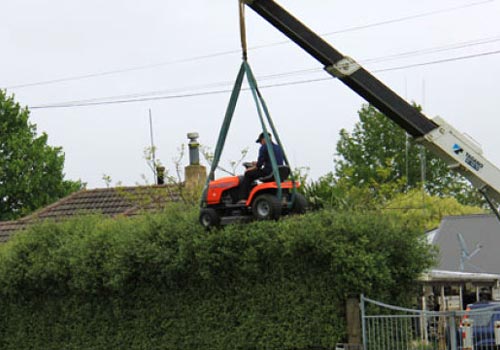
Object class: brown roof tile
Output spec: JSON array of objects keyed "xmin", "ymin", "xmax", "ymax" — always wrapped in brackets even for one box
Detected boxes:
[
  {"xmin": 0, "ymin": 221, "xmax": 30, "ymax": 242},
  {"xmin": 0, "ymin": 185, "xmax": 181, "ymax": 242}
]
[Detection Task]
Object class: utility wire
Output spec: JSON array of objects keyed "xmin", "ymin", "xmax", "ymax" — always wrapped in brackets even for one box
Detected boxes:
[
  {"xmin": 3, "ymin": 50, "xmax": 241, "ymax": 90},
  {"xmin": 374, "ymin": 49, "xmax": 500, "ymax": 72},
  {"xmin": 250, "ymin": 0, "xmax": 495, "ymax": 50},
  {"xmin": 29, "ymin": 36, "xmax": 500, "ymax": 107},
  {"xmin": 26, "ymin": 35, "xmax": 500, "ymax": 107},
  {"xmin": 3, "ymin": 0, "xmax": 494, "ymax": 90},
  {"xmin": 34, "ymin": 68, "xmax": 322, "ymax": 107},
  {"xmin": 321, "ymin": 0, "xmax": 494, "ymax": 37},
  {"xmin": 362, "ymin": 35, "xmax": 500, "ymax": 64},
  {"xmin": 30, "ymin": 48, "xmax": 500, "ymax": 110}
]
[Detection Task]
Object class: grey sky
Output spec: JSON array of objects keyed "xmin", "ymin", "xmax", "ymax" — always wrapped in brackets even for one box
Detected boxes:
[{"xmin": 2, "ymin": 0, "xmax": 500, "ymax": 188}]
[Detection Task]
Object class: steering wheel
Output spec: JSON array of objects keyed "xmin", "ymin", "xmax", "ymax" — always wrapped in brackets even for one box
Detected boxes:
[{"xmin": 243, "ymin": 162, "xmax": 254, "ymax": 169}]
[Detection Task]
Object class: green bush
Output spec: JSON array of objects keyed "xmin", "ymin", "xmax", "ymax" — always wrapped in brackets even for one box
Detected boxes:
[{"xmin": 0, "ymin": 204, "xmax": 435, "ymax": 349}]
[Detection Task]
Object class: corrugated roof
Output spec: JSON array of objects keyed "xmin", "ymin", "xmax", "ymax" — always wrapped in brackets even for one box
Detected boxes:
[{"xmin": 0, "ymin": 185, "xmax": 180, "ymax": 242}]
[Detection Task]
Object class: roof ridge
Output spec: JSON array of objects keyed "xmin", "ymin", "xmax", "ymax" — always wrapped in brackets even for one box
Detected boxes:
[{"xmin": 84, "ymin": 184, "xmax": 173, "ymax": 192}]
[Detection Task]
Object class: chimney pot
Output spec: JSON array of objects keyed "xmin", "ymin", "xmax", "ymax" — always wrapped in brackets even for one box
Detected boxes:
[
  {"xmin": 156, "ymin": 166, "xmax": 165, "ymax": 185},
  {"xmin": 184, "ymin": 132, "xmax": 206, "ymax": 189}
]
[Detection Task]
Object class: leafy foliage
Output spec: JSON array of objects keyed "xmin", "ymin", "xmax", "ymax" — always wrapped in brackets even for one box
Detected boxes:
[
  {"xmin": 334, "ymin": 104, "xmax": 483, "ymax": 206},
  {"xmin": 0, "ymin": 90, "xmax": 83, "ymax": 220},
  {"xmin": 383, "ymin": 189, "xmax": 484, "ymax": 230},
  {"xmin": 304, "ymin": 173, "xmax": 484, "ymax": 229},
  {"xmin": 303, "ymin": 172, "xmax": 408, "ymax": 211},
  {"xmin": 0, "ymin": 206, "xmax": 435, "ymax": 349}
]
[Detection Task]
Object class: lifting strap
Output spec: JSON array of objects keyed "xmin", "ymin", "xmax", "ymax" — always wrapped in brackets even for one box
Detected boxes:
[
  {"xmin": 239, "ymin": 0, "xmax": 248, "ymax": 61},
  {"xmin": 200, "ymin": 1, "xmax": 296, "ymax": 207},
  {"xmin": 200, "ymin": 60, "xmax": 297, "ymax": 207},
  {"xmin": 244, "ymin": 62, "xmax": 285, "ymax": 201}
]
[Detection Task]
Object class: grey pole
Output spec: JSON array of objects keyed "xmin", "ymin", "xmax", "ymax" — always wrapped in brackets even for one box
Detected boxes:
[{"xmin": 360, "ymin": 294, "xmax": 367, "ymax": 350}]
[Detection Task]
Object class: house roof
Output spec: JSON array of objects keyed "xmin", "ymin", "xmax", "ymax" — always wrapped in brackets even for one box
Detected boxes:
[
  {"xmin": 430, "ymin": 214, "xmax": 500, "ymax": 274},
  {"xmin": 0, "ymin": 185, "xmax": 180, "ymax": 243}
]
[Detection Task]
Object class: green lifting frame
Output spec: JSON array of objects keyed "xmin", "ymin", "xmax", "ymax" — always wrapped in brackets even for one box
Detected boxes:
[{"xmin": 200, "ymin": 60, "xmax": 297, "ymax": 207}]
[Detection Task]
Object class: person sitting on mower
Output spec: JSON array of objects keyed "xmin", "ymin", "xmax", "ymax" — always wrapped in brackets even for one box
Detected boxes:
[{"xmin": 239, "ymin": 132, "xmax": 284, "ymax": 201}]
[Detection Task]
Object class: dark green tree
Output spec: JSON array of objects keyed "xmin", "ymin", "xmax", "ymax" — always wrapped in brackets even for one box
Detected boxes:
[
  {"xmin": 0, "ymin": 90, "xmax": 83, "ymax": 221},
  {"xmin": 334, "ymin": 103, "xmax": 483, "ymax": 206}
]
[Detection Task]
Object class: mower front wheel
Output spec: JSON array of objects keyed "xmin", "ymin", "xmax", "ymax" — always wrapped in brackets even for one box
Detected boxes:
[
  {"xmin": 252, "ymin": 194, "xmax": 281, "ymax": 221},
  {"xmin": 199, "ymin": 208, "xmax": 220, "ymax": 229}
]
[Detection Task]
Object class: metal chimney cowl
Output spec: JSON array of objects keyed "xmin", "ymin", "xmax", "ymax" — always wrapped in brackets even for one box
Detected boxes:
[
  {"xmin": 187, "ymin": 132, "xmax": 200, "ymax": 166},
  {"xmin": 185, "ymin": 132, "xmax": 206, "ymax": 188}
]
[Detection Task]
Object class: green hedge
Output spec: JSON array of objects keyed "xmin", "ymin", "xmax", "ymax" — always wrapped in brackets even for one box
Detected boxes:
[{"xmin": 0, "ymin": 205, "xmax": 435, "ymax": 349}]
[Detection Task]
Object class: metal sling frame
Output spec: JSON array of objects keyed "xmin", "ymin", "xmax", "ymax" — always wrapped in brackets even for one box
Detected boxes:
[{"xmin": 200, "ymin": 60, "xmax": 297, "ymax": 207}]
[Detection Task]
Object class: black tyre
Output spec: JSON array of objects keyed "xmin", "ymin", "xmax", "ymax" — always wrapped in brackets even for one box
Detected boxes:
[
  {"xmin": 199, "ymin": 208, "xmax": 220, "ymax": 229},
  {"xmin": 291, "ymin": 193, "xmax": 308, "ymax": 214},
  {"xmin": 252, "ymin": 194, "xmax": 282, "ymax": 221}
]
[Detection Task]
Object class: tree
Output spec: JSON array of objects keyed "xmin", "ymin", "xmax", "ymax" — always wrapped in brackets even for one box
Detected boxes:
[
  {"xmin": 334, "ymin": 103, "xmax": 483, "ymax": 206},
  {"xmin": 0, "ymin": 90, "xmax": 83, "ymax": 221}
]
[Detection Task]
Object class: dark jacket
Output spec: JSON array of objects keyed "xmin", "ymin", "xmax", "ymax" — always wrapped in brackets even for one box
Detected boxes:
[{"xmin": 257, "ymin": 142, "xmax": 284, "ymax": 175}]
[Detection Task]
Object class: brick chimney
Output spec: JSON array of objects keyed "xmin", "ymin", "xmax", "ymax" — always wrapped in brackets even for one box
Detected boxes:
[{"xmin": 184, "ymin": 132, "xmax": 206, "ymax": 188}]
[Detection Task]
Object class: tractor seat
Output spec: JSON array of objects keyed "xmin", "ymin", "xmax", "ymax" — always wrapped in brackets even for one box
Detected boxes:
[{"xmin": 258, "ymin": 165, "xmax": 291, "ymax": 183}]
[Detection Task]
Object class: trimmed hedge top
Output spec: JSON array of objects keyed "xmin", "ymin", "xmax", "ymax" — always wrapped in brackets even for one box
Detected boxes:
[{"xmin": 0, "ymin": 204, "xmax": 435, "ymax": 301}]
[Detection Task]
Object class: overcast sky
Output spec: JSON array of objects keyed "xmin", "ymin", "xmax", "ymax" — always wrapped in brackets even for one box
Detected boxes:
[{"xmin": 2, "ymin": 0, "xmax": 500, "ymax": 189}]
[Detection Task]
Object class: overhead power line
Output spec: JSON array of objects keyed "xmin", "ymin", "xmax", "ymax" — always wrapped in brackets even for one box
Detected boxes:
[
  {"xmin": 362, "ymin": 35, "xmax": 500, "ymax": 64},
  {"xmin": 26, "ymin": 36, "xmax": 500, "ymax": 107},
  {"xmin": 3, "ymin": 0, "xmax": 494, "ymax": 90},
  {"xmin": 320, "ymin": 0, "xmax": 494, "ymax": 37},
  {"xmin": 30, "ymin": 48, "xmax": 500, "ymax": 110},
  {"xmin": 3, "ymin": 50, "xmax": 241, "ymax": 90},
  {"xmin": 373, "ymin": 49, "xmax": 500, "ymax": 72}
]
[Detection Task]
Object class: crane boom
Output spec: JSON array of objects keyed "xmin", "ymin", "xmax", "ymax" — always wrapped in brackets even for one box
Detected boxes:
[{"xmin": 244, "ymin": 0, "xmax": 500, "ymax": 206}]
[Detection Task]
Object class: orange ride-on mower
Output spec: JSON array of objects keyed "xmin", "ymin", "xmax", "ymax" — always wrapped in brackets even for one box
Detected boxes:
[{"xmin": 199, "ymin": 163, "xmax": 307, "ymax": 228}]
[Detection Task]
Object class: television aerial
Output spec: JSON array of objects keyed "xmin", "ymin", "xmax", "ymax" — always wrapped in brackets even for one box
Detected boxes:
[{"xmin": 456, "ymin": 232, "xmax": 483, "ymax": 272}]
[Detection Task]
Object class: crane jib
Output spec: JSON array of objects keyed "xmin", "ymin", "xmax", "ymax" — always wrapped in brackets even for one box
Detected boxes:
[
  {"xmin": 244, "ymin": 0, "xmax": 439, "ymax": 138},
  {"xmin": 244, "ymin": 0, "xmax": 500, "ymax": 218}
]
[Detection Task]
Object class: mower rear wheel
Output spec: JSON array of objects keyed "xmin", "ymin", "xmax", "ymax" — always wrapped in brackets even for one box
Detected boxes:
[
  {"xmin": 252, "ymin": 194, "xmax": 281, "ymax": 221},
  {"xmin": 199, "ymin": 208, "xmax": 220, "ymax": 229}
]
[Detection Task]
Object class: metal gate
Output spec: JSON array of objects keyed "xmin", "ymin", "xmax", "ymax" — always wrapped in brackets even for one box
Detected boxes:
[{"xmin": 360, "ymin": 295, "xmax": 500, "ymax": 350}]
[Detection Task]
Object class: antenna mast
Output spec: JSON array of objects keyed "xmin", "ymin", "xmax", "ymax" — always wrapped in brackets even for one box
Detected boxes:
[{"xmin": 149, "ymin": 109, "xmax": 157, "ymax": 183}]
